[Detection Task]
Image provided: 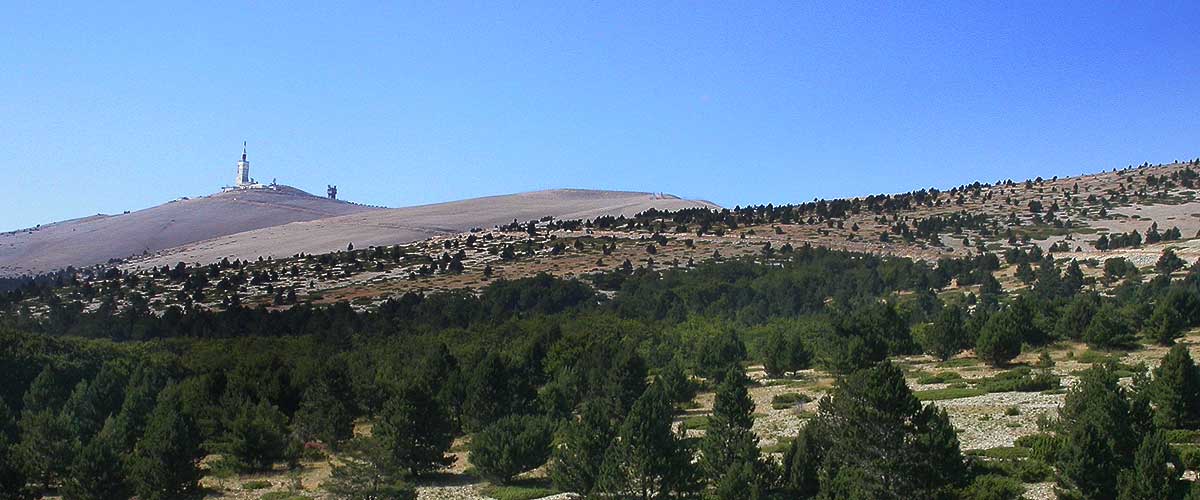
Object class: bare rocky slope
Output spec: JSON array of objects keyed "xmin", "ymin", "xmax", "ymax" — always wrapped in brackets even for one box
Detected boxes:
[
  {"xmin": 0, "ymin": 186, "xmax": 377, "ymax": 276},
  {"xmin": 124, "ymin": 189, "xmax": 719, "ymax": 270}
]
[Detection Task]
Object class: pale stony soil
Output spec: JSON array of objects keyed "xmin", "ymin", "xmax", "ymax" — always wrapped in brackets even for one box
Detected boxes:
[{"xmin": 126, "ymin": 190, "xmax": 718, "ymax": 271}]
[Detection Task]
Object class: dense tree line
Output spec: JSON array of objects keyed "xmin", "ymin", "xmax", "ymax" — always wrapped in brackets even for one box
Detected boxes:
[{"xmin": 2, "ymin": 240, "xmax": 1200, "ymax": 498}]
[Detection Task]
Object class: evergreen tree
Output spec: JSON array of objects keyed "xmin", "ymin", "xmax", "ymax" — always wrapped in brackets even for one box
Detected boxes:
[
  {"xmin": 375, "ymin": 384, "xmax": 454, "ymax": 478},
  {"xmin": 1116, "ymin": 430, "xmax": 1179, "ymax": 500},
  {"xmin": 61, "ymin": 425, "xmax": 128, "ymax": 500},
  {"xmin": 1151, "ymin": 345, "xmax": 1200, "ymax": 429},
  {"xmin": 1156, "ymin": 249, "xmax": 1187, "ymax": 274},
  {"xmin": 469, "ymin": 414, "xmax": 555, "ymax": 484},
  {"xmin": 808, "ymin": 362, "xmax": 965, "ymax": 498},
  {"xmin": 15, "ymin": 409, "xmax": 78, "ymax": 492},
  {"xmin": 22, "ymin": 366, "xmax": 68, "ymax": 415},
  {"xmin": 323, "ymin": 437, "xmax": 417, "ymax": 500},
  {"xmin": 598, "ymin": 382, "xmax": 699, "ymax": 499},
  {"xmin": 109, "ymin": 368, "xmax": 160, "ymax": 452},
  {"xmin": 1146, "ymin": 299, "xmax": 1186, "ymax": 346},
  {"xmin": 975, "ymin": 310, "xmax": 1023, "ymax": 367},
  {"xmin": 916, "ymin": 305, "xmax": 967, "ymax": 361},
  {"xmin": 129, "ymin": 384, "xmax": 204, "ymax": 500},
  {"xmin": 657, "ymin": 359, "xmax": 698, "ymax": 407},
  {"xmin": 294, "ymin": 381, "xmax": 354, "ymax": 447},
  {"xmin": 1062, "ymin": 260, "xmax": 1085, "ymax": 297},
  {"xmin": 700, "ymin": 368, "xmax": 773, "ymax": 499},
  {"xmin": 0, "ymin": 400, "xmax": 29, "ymax": 500},
  {"xmin": 1057, "ymin": 421, "xmax": 1119, "ymax": 500},
  {"xmin": 781, "ymin": 427, "xmax": 823, "ymax": 499},
  {"xmin": 1056, "ymin": 364, "xmax": 1136, "ymax": 500},
  {"xmin": 601, "ymin": 349, "xmax": 648, "ymax": 419},
  {"xmin": 694, "ymin": 328, "xmax": 747, "ymax": 383},
  {"xmin": 1055, "ymin": 293, "xmax": 1099, "ymax": 341},
  {"xmin": 550, "ymin": 400, "xmax": 615, "ymax": 494},
  {"xmin": 219, "ymin": 398, "xmax": 293, "ymax": 472},
  {"xmin": 762, "ymin": 325, "xmax": 812, "ymax": 377},
  {"xmin": 462, "ymin": 353, "xmax": 513, "ymax": 432},
  {"xmin": 1084, "ymin": 303, "xmax": 1136, "ymax": 349}
]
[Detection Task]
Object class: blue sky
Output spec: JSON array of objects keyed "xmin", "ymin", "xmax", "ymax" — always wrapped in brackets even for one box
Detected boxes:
[{"xmin": 2, "ymin": 2, "xmax": 1198, "ymax": 231}]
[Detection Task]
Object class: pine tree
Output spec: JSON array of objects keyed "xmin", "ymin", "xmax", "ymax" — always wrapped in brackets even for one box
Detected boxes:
[
  {"xmin": 109, "ymin": 368, "xmax": 160, "ymax": 452},
  {"xmin": 294, "ymin": 381, "xmax": 354, "ymax": 447},
  {"xmin": 1057, "ymin": 421, "xmax": 1119, "ymax": 500},
  {"xmin": 61, "ymin": 424, "xmax": 128, "ymax": 500},
  {"xmin": 219, "ymin": 398, "xmax": 293, "ymax": 472},
  {"xmin": 0, "ymin": 400, "xmax": 29, "ymax": 500},
  {"xmin": 808, "ymin": 361, "xmax": 965, "ymax": 498},
  {"xmin": 699, "ymin": 367, "xmax": 753, "ymax": 476},
  {"xmin": 781, "ymin": 427, "xmax": 823, "ymax": 499},
  {"xmin": 916, "ymin": 305, "xmax": 967, "ymax": 361},
  {"xmin": 1056, "ymin": 364, "xmax": 1136, "ymax": 499},
  {"xmin": 550, "ymin": 400, "xmax": 616, "ymax": 494},
  {"xmin": 1054, "ymin": 293, "xmax": 1099, "ymax": 341},
  {"xmin": 1084, "ymin": 304, "xmax": 1135, "ymax": 349},
  {"xmin": 1151, "ymin": 345, "xmax": 1200, "ymax": 429},
  {"xmin": 762, "ymin": 325, "xmax": 812, "ymax": 377},
  {"xmin": 1146, "ymin": 300, "xmax": 1186, "ymax": 346},
  {"xmin": 462, "ymin": 353, "xmax": 512, "ymax": 432},
  {"xmin": 129, "ymin": 385, "xmax": 204, "ymax": 500},
  {"xmin": 15, "ymin": 409, "xmax": 78, "ymax": 492},
  {"xmin": 598, "ymin": 382, "xmax": 699, "ymax": 499},
  {"xmin": 1117, "ymin": 430, "xmax": 1179, "ymax": 500},
  {"xmin": 975, "ymin": 310, "xmax": 1023, "ymax": 367},
  {"xmin": 469, "ymin": 414, "xmax": 555, "ymax": 484},
  {"xmin": 323, "ymin": 437, "xmax": 417, "ymax": 500},
  {"xmin": 375, "ymin": 384, "xmax": 454, "ymax": 478}
]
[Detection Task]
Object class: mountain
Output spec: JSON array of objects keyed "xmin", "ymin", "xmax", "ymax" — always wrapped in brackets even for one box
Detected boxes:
[
  {"xmin": 0, "ymin": 186, "xmax": 377, "ymax": 276},
  {"xmin": 0, "ymin": 187, "xmax": 718, "ymax": 276},
  {"xmin": 124, "ymin": 189, "xmax": 720, "ymax": 270}
]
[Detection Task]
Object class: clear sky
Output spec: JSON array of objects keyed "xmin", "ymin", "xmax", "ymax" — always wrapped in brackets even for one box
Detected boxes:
[{"xmin": 3, "ymin": 2, "xmax": 1198, "ymax": 231}]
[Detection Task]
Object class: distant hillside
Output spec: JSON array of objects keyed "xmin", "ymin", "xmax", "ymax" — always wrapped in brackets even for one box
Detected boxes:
[
  {"xmin": 125, "ymin": 189, "xmax": 720, "ymax": 269},
  {"xmin": 0, "ymin": 186, "xmax": 376, "ymax": 276}
]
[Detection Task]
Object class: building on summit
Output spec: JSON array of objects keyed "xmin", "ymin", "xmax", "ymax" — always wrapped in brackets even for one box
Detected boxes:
[{"xmin": 223, "ymin": 142, "xmax": 276, "ymax": 192}]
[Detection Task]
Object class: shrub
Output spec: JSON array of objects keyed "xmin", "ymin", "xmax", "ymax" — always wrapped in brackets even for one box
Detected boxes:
[
  {"xmin": 479, "ymin": 484, "xmax": 560, "ymax": 500},
  {"xmin": 1014, "ymin": 433, "xmax": 1060, "ymax": 462},
  {"xmin": 961, "ymin": 474, "xmax": 1024, "ymax": 500},
  {"xmin": 916, "ymin": 371, "xmax": 963, "ymax": 384},
  {"xmin": 770, "ymin": 393, "xmax": 810, "ymax": 410},
  {"xmin": 242, "ymin": 480, "xmax": 272, "ymax": 490},
  {"xmin": 1174, "ymin": 445, "xmax": 1200, "ymax": 470},
  {"xmin": 469, "ymin": 415, "xmax": 555, "ymax": 484},
  {"xmin": 1164, "ymin": 429, "xmax": 1200, "ymax": 444}
]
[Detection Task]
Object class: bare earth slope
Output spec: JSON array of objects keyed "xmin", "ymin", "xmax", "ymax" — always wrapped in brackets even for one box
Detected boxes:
[
  {"xmin": 0, "ymin": 186, "xmax": 377, "ymax": 276},
  {"xmin": 126, "ymin": 189, "xmax": 719, "ymax": 269}
]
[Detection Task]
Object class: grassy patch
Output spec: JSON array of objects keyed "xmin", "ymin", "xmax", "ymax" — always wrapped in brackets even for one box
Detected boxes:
[
  {"xmin": 1076, "ymin": 349, "xmax": 1118, "ymax": 364},
  {"xmin": 916, "ymin": 371, "xmax": 963, "ymax": 384},
  {"xmin": 480, "ymin": 483, "xmax": 560, "ymax": 500},
  {"xmin": 940, "ymin": 358, "xmax": 981, "ymax": 368},
  {"xmin": 762, "ymin": 438, "xmax": 795, "ymax": 454},
  {"xmin": 259, "ymin": 493, "xmax": 311, "ymax": 500},
  {"xmin": 242, "ymin": 480, "xmax": 272, "ymax": 490},
  {"xmin": 914, "ymin": 387, "xmax": 986, "ymax": 401},
  {"xmin": 680, "ymin": 415, "xmax": 709, "ymax": 431},
  {"xmin": 965, "ymin": 446, "xmax": 1030, "ymax": 460},
  {"xmin": 1165, "ymin": 429, "xmax": 1200, "ymax": 444}
]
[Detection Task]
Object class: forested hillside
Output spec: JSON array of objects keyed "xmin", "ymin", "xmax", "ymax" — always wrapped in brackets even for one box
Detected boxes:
[{"xmin": 5, "ymin": 162, "xmax": 1200, "ymax": 500}]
